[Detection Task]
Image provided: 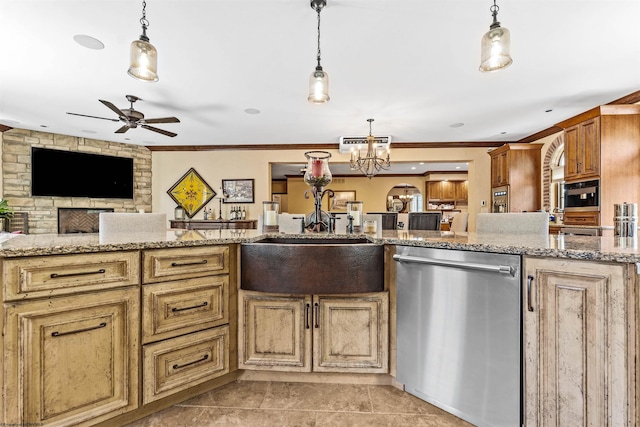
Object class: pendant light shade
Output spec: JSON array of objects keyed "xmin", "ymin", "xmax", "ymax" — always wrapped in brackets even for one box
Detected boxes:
[
  {"xmin": 308, "ymin": 66, "xmax": 329, "ymax": 103},
  {"xmin": 128, "ymin": 0, "xmax": 159, "ymax": 82},
  {"xmin": 308, "ymin": 0, "xmax": 329, "ymax": 103},
  {"xmin": 479, "ymin": 0, "xmax": 512, "ymax": 73}
]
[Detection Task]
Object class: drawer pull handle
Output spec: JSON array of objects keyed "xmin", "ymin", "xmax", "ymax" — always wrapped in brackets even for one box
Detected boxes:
[
  {"xmin": 170, "ymin": 260, "xmax": 208, "ymax": 267},
  {"xmin": 305, "ymin": 303, "xmax": 310, "ymax": 329},
  {"xmin": 50, "ymin": 268, "xmax": 106, "ymax": 279},
  {"xmin": 171, "ymin": 301, "xmax": 208, "ymax": 312},
  {"xmin": 173, "ymin": 354, "xmax": 209, "ymax": 370},
  {"xmin": 314, "ymin": 302, "xmax": 320, "ymax": 328},
  {"xmin": 52, "ymin": 322, "xmax": 107, "ymax": 337}
]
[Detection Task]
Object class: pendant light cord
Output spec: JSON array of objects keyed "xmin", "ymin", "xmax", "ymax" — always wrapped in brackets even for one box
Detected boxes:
[
  {"xmin": 316, "ymin": 7, "xmax": 322, "ymax": 68},
  {"xmin": 140, "ymin": 0, "xmax": 150, "ymax": 32}
]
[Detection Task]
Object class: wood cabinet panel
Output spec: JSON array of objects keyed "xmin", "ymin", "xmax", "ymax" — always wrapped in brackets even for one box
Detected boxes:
[
  {"xmin": 523, "ymin": 258, "xmax": 632, "ymax": 427},
  {"xmin": 239, "ymin": 291, "xmax": 312, "ymax": 372},
  {"xmin": 489, "ymin": 144, "xmax": 541, "ymax": 212},
  {"xmin": 454, "ymin": 181, "xmax": 468, "ymax": 202},
  {"xmin": 239, "ymin": 290, "xmax": 388, "ymax": 374},
  {"xmin": 313, "ymin": 293, "xmax": 388, "ymax": 373},
  {"xmin": 142, "ymin": 276, "xmax": 229, "ymax": 344},
  {"xmin": 3, "ymin": 287, "xmax": 139, "ymax": 426},
  {"xmin": 142, "ymin": 246, "xmax": 228, "ymax": 284},
  {"xmin": 142, "ymin": 326, "xmax": 229, "ymax": 404},
  {"xmin": 3, "ymin": 251, "xmax": 140, "ymax": 301}
]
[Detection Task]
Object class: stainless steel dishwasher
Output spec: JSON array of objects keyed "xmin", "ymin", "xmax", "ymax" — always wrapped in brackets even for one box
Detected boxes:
[{"xmin": 394, "ymin": 246, "xmax": 521, "ymax": 427}]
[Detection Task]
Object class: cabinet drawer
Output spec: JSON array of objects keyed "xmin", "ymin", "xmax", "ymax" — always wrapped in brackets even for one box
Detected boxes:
[
  {"xmin": 142, "ymin": 326, "xmax": 229, "ymax": 404},
  {"xmin": 142, "ymin": 275, "xmax": 229, "ymax": 344},
  {"xmin": 3, "ymin": 251, "xmax": 140, "ymax": 301},
  {"xmin": 563, "ymin": 211, "xmax": 600, "ymax": 226},
  {"xmin": 142, "ymin": 246, "xmax": 228, "ymax": 283}
]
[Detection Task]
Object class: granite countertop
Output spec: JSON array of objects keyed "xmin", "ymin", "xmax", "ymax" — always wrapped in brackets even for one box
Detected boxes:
[{"xmin": 1, "ymin": 229, "xmax": 640, "ymax": 264}]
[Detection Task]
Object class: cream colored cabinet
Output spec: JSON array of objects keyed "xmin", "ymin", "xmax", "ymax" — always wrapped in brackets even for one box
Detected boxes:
[
  {"xmin": 523, "ymin": 257, "xmax": 633, "ymax": 427},
  {"xmin": 141, "ymin": 245, "xmax": 232, "ymax": 404},
  {"xmin": 239, "ymin": 290, "xmax": 388, "ymax": 373},
  {"xmin": 3, "ymin": 286, "xmax": 139, "ymax": 427}
]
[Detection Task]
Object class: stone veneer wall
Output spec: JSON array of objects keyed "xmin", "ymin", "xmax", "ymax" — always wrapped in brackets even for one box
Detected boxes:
[{"xmin": 1, "ymin": 128, "xmax": 152, "ymax": 234}]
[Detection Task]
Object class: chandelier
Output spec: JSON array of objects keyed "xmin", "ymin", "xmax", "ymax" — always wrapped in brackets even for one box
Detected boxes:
[{"xmin": 349, "ymin": 118, "xmax": 390, "ymax": 179}]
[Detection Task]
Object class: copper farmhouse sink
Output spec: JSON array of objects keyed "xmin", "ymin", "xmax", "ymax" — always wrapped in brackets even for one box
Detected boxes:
[{"xmin": 241, "ymin": 238, "xmax": 384, "ymax": 294}]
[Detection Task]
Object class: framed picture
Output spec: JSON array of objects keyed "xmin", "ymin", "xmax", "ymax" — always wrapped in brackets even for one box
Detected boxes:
[
  {"xmin": 167, "ymin": 168, "xmax": 216, "ymax": 218},
  {"xmin": 222, "ymin": 179, "xmax": 255, "ymax": 203},
  {"xmin": 330, "ymin": 190, "xmax": 356, "ymax": 211}
]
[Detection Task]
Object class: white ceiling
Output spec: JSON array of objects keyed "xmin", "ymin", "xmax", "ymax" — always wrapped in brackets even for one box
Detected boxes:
[{"xmin": 1, "ymin": 0, "xmax": 639, "ymax": 150}]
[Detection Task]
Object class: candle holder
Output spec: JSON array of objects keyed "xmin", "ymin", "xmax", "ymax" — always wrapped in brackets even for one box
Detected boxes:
[
  {"xmin": 262, "ymin": 201, "xmax": 280, "ymax": 232},
  {"xmin": 347, "ymin": 200, "xmax": 363, "ymax": 233},
  {"xmin": 303, "ymin": 151, "xmax": 334, "ymax": 232}
]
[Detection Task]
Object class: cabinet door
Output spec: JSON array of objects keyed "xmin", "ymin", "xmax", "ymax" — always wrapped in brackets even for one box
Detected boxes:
[
  {"xmin": 564, "ymin": 125, "xmax": 581, "ymax": 180},
  {"xmin": 491, "ymin": 151, "xmax": 509, "ymax": 186},
  {"xmin": 428, "ymin": 181, "xmax": 442, "ymax": 200},
  {"xmin": 4, "ymin": 287, "xmax": 139, "ymax": 426},
  {"xmin": 454, "ymin": 181, "xmax": 468, "ymax": 202},
  {"xmin": 312, "ymin": 293, "xmax": 388, "ymax": 373},
  {"xmin": 523, "ymin": 258, "xmax": 631, "ymax": 427},
  {"xmin": 238, "ymin": 291, "xmax": 312, "ymax": 372},
  {"xmin": 440, "ymin": 181, "xmax": 455, "ymax": 200},
  {"xmin": 580, "ymin": 118, "xmax": 600, "ymax": 178}
]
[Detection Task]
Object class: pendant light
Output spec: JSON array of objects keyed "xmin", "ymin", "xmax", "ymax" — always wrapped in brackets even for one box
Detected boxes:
[
  {"xmin": 349, "ymin": 119, "xmax": 391, "ymax": 179},
  {"xmin": 128, "ymin": 0, "xmax": 159, "ymax": 82},
  {"xmin": 308, "ymin": 0, "xmax": 329, "ymax": 103},
  {"xmin": 479, "ymin": 0, "xmax": 512, "ymax": 73}
]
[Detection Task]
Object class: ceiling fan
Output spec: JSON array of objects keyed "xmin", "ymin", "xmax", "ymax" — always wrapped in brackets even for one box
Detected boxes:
[{"xmin": 67, "ymin": 95, "xmax": 180, "ymax": 137}]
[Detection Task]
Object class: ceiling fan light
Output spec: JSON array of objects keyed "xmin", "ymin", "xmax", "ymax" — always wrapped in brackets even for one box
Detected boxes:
[
  {"xmin": 128, "ymin": 38, "xmax": 158, "ymax": 82},
  {"xmin": 308, "ymin": 66, "xmax": 330, "ymax": 103},
  {"xmin": 479, "ymin": 24, "xmax": 512, "ymax": 72}
]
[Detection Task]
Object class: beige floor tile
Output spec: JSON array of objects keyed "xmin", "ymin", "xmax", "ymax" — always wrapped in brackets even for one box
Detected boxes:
[
  {"xmin": 261, "ymin": 382, "xmax": 372, "ymax": 412},
  {"xmin": 124, "ymin": 405, "xmax": 208, "ymax": 427},
  {"xmin": 368, "ymin": 384, "xmax": 460, "ymax": 418},
  {"xmin": 316, "ymin": 412, "xmax": 473, "ymax": 427},
  {"xmin": 179, "ymin": 380, "xmax": 270, "ymax": 408}
]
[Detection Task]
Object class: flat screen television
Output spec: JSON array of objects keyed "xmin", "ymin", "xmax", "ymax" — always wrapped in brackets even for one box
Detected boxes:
[{"xmin": 31, "ymin": 147, "xmax": 134, "ymax": 199}]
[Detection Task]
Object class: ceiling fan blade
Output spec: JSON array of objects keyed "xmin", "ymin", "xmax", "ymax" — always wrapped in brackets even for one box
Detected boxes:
[
  {"xmin": 141, "ymin": 124, "xmax": 177, "ymax": 137},
  {"xmin": 142, "ymin": 116, "xmax": 180, "ymax": 124},
  {"xmin": 99, "ymin": 99, "xmax": 127, "ymax": 119},
  {"xmin": 115, "ymin": 125, "xmax": 130, "ymax": 134},
  {"xmin": 66, "ymin": 112, "xmax": 119, "ymax": 122}
]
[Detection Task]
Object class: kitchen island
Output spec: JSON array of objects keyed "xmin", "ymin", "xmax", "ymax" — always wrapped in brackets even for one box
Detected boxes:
[{"xmin": 0, "ymin": 230, "xmax": 637, "ymax": 426}]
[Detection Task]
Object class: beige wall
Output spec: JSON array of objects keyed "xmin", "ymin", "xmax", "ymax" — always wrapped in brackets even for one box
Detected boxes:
[{"xmin": 152, "ymin": 146, "xmax": 492, "ymax": 231}]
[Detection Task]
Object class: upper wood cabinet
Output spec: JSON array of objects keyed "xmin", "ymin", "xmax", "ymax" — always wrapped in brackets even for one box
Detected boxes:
[
  {"xmin": 488, "ymin": 144, "xmax": 542, "ymax": 212},
  {"xmin": 563, "ymin": 117, "xmax": 600, "ymax": 181},
  {"xmin": 556, "ymin": 105, "xmax": 640, "ymax": 226},
  {"xmin": 454, "ymin": 181, "xmax": 468, "ymax": 202}
]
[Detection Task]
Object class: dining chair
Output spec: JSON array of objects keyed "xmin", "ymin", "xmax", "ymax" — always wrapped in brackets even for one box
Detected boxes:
[
  {"xmin": 408, "ymin": 212, "xmax": 442, "ymax": 230},
  {"xmin": 450, "ymin": 212, "xmax": 469, "ymax": 232}
]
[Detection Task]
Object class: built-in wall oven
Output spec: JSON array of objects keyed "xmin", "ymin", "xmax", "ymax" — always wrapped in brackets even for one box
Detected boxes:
[{"xmin": 564, "ymin": 179, "xmax": 600, "ymax": 212}]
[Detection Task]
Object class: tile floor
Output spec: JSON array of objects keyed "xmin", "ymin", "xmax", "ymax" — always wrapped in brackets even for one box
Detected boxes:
[{"xmin": 125, "ymin": 381, "xmax": 473, "ymax": 426}]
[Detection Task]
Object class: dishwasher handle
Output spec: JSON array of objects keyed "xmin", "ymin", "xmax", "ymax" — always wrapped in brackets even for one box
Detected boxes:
[{"xmin": 393, "ymin": 254, "xmax": 514, "ymax": 276}]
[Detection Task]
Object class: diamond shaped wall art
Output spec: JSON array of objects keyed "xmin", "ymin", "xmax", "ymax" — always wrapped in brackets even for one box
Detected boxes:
[{"xmin": 167, "ymin": 168, "xmax": 216, "ymax": 218}]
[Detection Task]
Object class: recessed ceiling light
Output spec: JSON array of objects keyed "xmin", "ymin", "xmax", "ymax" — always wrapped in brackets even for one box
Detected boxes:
[
  {"xmin": 449, "ymin": 122, "xmax": 464, "ymax": 128},
  {"xmin": 411, "ymin": 166, "xmax": 416, "ymax": 170},
  {"xmin": 81, "ymin": 129, "xmax": 97, "ymax": 134},
  {"xmin": 39, "ymin": 124, "xmax": 48, "ymax": 128},
  {"xmin": 545, "ymin": 109, "xmax": 553, "ymax": 113},
  {"xmin": 500, "ymin": 131, "xmax": 507, "ymax": 134},
  {"xmin": 455, "ymin": 166, "xmax": 461, "ymax": 169},
  {"xmin": 73, "ymin": 34, "xmax": 105, "ymax": 50},
  {"xmin": 419, "ymin": 162, "xmax": 425, "ymax": 165},
  {"xmin": 244, "ymin": 108, "xmax": 261, "ymax": 115}
]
